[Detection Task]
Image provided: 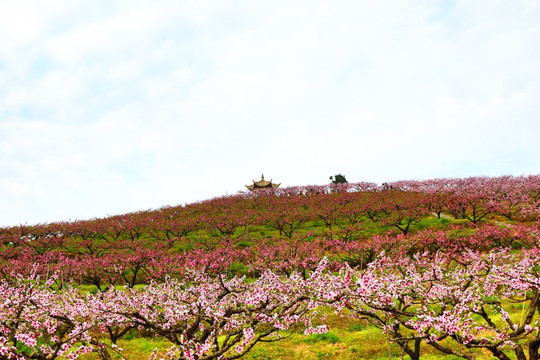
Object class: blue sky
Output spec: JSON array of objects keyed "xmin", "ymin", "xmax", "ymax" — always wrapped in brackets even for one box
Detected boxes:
[{"xmin": 1, "ymin": 0, "xmax": 539, "ymax": 226}]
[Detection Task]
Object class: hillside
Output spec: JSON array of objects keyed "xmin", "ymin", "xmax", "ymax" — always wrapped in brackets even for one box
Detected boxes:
[{"xmin": 0, "ymin": 174, "xmax": 539, "ymax": 360}]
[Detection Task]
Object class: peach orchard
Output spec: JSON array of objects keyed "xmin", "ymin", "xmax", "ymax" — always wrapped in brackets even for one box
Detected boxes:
[{"xmin": 0, "ymin": 175, "xmax": 539, "ymax": 359}]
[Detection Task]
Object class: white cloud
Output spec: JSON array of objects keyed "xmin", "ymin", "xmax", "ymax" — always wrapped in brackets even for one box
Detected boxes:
[{"xmin": 0, "ymin": 0, "xmax": 539, "ymax": 226}]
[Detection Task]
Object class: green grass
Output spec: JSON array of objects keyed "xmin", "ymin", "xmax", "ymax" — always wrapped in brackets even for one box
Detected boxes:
[
  {"xmin": 304, "ymin": 332, "xmax": 341, "ymax": 344},
  {"xmin": 80, "ymin": 336, "xmax": 172, "ymax": 359}
]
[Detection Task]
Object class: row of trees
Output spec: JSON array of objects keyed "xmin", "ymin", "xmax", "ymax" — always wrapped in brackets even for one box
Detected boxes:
[
  {"xmin": 1, "ymin": 222, "xmax": 538, "ymax": 288},
  {"xmin": 2, "ymin": 175, "xmax": 540, "ymax": 246},
  {"xmin": 1, "ymin": 248, "xmax": 539, "ymax": 360}
]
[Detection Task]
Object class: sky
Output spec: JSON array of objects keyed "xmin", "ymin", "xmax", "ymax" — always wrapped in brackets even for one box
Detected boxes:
[{"xmin": 1, "ymin": 0, "xmax": 539, "ymax": 227}]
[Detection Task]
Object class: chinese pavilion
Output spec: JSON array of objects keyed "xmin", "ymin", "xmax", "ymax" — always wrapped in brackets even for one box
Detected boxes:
[{"xmin": 245, "ymin": 174, "xmax": 281, "ymax": 191}]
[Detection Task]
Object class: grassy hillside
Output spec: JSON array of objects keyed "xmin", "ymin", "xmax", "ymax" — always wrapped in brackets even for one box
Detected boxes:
[{"xmin": 1, "ymin": 175, "xmax": 539, "ymax": 360}]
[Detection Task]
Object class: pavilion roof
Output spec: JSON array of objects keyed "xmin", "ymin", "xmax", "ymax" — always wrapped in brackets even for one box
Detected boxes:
[{"xmin": 245, "ymin": 174, "xmax": 280, "ymax": 190}]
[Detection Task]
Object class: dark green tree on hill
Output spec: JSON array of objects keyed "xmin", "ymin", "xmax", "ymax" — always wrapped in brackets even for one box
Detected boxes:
[{"xmin": 329, "ymin": 174, "xmax": 347, "ymax": 184}]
